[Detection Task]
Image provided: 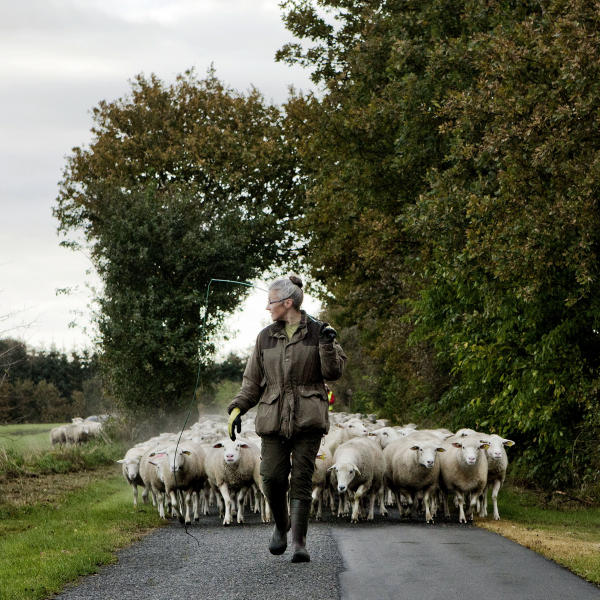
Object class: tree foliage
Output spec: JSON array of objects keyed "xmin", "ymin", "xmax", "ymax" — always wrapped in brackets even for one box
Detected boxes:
[
  {"xmin": 54, "ymin": 70, "xmax": 303, "ymax": 415},
  {"xmin": 409, "ymin": 0, "xmax": 600, "ymax": 486},
  {"xmin": 279, "ymin": 0, "xmax": 600, "ymax": 488},
  {"xmin": 0, "ymin": 339, "xmax": 104, "ymax": 423}
]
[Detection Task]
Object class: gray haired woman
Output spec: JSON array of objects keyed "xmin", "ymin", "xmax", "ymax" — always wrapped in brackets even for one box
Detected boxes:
[{"xmin": 227, "ymin": 275, "xmax": 346, "ymax": 562}]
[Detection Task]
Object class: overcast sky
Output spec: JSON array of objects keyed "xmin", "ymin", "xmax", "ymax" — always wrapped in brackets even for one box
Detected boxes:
[{"xmin": 0, "ymin": 0, "xmax": 321, "ymax": 357}]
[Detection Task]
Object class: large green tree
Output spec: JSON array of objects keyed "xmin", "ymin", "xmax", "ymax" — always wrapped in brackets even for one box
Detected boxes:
[
  {"xmin": 278, "ymin": 0, "xmax": 600, "ymax": 487},
  {"xmin": 278, "ymin": 0, "xmax": 526, "ymax": 421},
  {"xmin": 54, "ymin": 70, "xmax": 303, "ymax": 415},
  {"xmin": 408, "ymin": 0, "xmax": 600, "ymax": 486}
]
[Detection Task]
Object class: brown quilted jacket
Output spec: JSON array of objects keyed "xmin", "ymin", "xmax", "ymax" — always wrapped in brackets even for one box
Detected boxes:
[{"xmin": 227, "ymin": 311, "xmax": 346, "ymax": 438}]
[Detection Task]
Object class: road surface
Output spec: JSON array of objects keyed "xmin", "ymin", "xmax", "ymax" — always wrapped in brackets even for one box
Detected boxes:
[{"xmin": 54, "ymin": 511, "xmax": 600, "ymax": 600}]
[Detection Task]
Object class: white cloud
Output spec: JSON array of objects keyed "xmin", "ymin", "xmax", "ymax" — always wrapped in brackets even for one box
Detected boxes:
[{"xmin": 0, "ymin": 0, "xmax": 317, "ymax": 352}]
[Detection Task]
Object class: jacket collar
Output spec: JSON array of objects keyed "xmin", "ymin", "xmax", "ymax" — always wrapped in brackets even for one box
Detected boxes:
[{"xmin": 270, "ymin": 310, "xmax": 308, "ymax": 339}]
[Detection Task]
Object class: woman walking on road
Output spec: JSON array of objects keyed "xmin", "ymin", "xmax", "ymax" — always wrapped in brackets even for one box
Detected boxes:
[{"xmin": 227, "ymin": 275, "xmax": 346, "ymax": 562}]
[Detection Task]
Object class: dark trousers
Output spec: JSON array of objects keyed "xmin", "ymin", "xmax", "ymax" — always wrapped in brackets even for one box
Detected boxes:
[{"xmin": 260, "ymin": 433, "xmax": 322, "ymax": 502}]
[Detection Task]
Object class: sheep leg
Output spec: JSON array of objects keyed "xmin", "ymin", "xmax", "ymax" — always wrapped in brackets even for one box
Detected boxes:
[
  {"xmin": 424, "ymin": 488, "xmax": 433, "ymax": 523},
  {"xmin": 491, "ymin": 479, "xmax": 502, "ymax": 520},
  {"xmin": 184, "ymin": 490, "xmax": 193, "ymax": 525},
  {"xmin": 170, "ymin": 490, "xmax": 182, "ymax": 521},
  {"xmin": 378, "ymin": 485, "xmax": 388, "ymax": 517},
  {"xmin": 410, "ymin": 493, "xmax": 420, "ymax": 520},
  {"xmin": 215, "ymin": 490, "xmax": 224, "ymax": 517},
  {"xmin": 352, "ymin": 484, "xmax": 368, "ymax": 523},
  {"xmin": 201, "ymin": 487, "xmax": 209, "ymax": 515},
  {"xmin": 386, "ymin": 488, "xmax": 394, "ymax": 506},
  {"xmin": 141, "ymin": 485, "xmax": 149, "ymax": 505},
  {"xmin": 317, "ymin": 488, "xmax": 323, "ymax": 520},
  {"xmin": 468, "ymin": 493, "xmax": 478, "ymax": 521},
  {"xmin": 259, "ymin": 495, "xmax": 265, "ymax": 522},
  {"xmin": 156, "ymin": 491, "xmax": 166, "ymax": 519},
  {"xmin": 329, "ymin": 488, "xmax": 337, "ymax": 512},
  {"xmin": 455, "ymin": 492, "xmax": 467, "ymax": 523},
  {"xmin": 483, "ymin": 487, "xmax": 489, "ymax": 517},
  {"xmin": 367, "ymin": 490, "xmax": 376, "ymax": 521},
  {"xmin": 131, "ymin": 483, "xmax": 138, "ymax": 508},
  {"xmin": 442, "ymin": 493, "xmax": 451, "ymax": 519},
  {"xmin": 219, "ymin": 483, "xmax": 232, "ymax": 525},
  {"xmin": 192, "ymin": 491, "xmax": 199, "ymax": 521},
  {"xmin": 253, "ymin": 486, "xmax": 260, "ymax": 513},
  {"xmin": 430, "ymin": 493, "xmax": 438, "ymax": 518},
  {"xmin": 478, "ymin": 486, "xmax": 487, "ymax": 517},
  {"xmin": 394, "ymin": 491, "xmax": 403, "ymax": 513},
  {"xmin": 236, "ymin": 487, "xmax": 247, "ymax": 524}
]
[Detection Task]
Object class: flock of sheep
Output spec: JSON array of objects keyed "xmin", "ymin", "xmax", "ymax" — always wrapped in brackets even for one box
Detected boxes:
[
  {"xmin": 50, "ymin": 416, "xmax": 108, "ymax": 446},
  {"xmin": 118, "ymin": 411, "xmax": 515, "ymax": 526}
]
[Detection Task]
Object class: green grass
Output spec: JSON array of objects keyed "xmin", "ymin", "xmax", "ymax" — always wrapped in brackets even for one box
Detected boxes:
[
  {"xmin": 0, "ymin": 472, "xmax": 164, "ymax": 600},
  {"xmin": 0, "ymin": 441, "xmax": 126, "ymax": 478},
  {"xmin": 498, "ymin": 486, "xmax": 600, "ymax": 534},
  {"xmin": 477, "ymin": 484, "xmax": 600, "ymax": 584},
  {"xmin": 0, "ymin": 423, "xmax": 66, "ymax": 453},
  {"xmin": 0, "ymin": 422, "xmax": 127, "ymax": 479}
]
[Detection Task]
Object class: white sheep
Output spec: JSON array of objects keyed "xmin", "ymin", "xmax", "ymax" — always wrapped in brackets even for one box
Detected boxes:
[
  {"xmin": 311, "ymin": 444, "xmax": 334, "ymax": 520},
  {"xmin": 139, "ymin": 448, "xmax": 169, "ymax": 519},
  {"xmin": 479, "ymin": 434, "xmax": 515, "ymax": 520},
  {"xmin": 367, "ymin": 427, "xmax": 401, "ymax": 449},
  {"xmin": 205, "ymin": 438, "xmax": 258, "ymax": 526},
  {"xmin": 117, "ymin": 445, "xmax": 152, "ymax": 507},
  {"xmin": 323, "ymin": 419, "xmax": 369, "ymax": 458},
  {"xmin": 50, "ymin": 425, "xmax": 67, "ymax": 446},
  {"xmin": 154, "ymin": 442, "xmax": 207, "ymax": 525},
  {"xmin": 328, "ymin": 437, "xmax": 386, "ymax": 523},
  {"xmin": 383, "ymin": 437, "xmax": 445, "ymax": 523},
  {"xmin": 439, "ymin": 434, "xmax": 489, "ymax": 523},
  {"xmin": 64, "ymin": 422, "xmax": 89, "ymax": 445}
]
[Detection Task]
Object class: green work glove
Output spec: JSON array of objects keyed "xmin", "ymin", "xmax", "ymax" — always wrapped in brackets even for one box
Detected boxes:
[{"xmin": 228, "ymin": 407, "xmax": 242, "ymax": 441}]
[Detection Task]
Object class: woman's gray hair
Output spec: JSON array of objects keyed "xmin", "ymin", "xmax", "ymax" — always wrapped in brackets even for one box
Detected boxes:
[{"xmin": 269, "ymin": 275, "xmax": 304, "ymax": 309}]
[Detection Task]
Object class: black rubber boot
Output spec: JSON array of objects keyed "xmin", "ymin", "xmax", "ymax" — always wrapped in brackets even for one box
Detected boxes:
[
  {"xmin": 268, "ymin": 492, "xmax": 290, "ymax": 555},
  {"xmin": 290, "ymin": 498, "xmax": 311, "ymax": 563}
]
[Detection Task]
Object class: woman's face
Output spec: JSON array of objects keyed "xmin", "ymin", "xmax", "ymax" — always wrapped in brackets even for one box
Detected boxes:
[{"xmin": 266, "ymin": 291, "xmax": 292, "ymax": 321}]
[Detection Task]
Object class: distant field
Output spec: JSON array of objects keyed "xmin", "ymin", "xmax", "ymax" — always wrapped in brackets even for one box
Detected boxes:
[{"xmin": 0, "ymin": 423, "xmax": 67, "ymax": 453}]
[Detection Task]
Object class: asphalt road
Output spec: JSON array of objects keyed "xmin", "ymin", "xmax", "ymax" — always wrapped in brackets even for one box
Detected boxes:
[{"xmin": 53, "ymin": 511, "xmax": 600, "ymax": 600}]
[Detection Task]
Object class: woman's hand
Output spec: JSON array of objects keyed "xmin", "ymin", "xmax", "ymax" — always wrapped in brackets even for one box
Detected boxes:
[
  {"xmin": 228, "ymin": 407, "xmax": 242, "ymax": 441},
  {"xmin": 319, "ymin": 322, "xmax": 337, "ymax": 343}
]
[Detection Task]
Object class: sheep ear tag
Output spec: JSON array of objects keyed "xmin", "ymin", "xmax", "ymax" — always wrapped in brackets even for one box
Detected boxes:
[
  {"xmin": 480, "ymin": 443, "xmax": 490, "ymax": 450},
  {"xmin": 316, "ymin": 453, "xmax": 326, "ymax": 460},
  {"xmin": 503, "ymin": 439, "xmax": 515, "ymax": 447},
  {"xmin": 181, "ymin": 450, "xmax": 191, "ymax": 455},
  {"xmin": 436, "ymin": 447, "xmax": 446, "ymax": 452}
]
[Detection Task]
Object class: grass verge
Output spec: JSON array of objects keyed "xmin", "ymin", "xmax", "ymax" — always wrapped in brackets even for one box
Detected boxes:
[
  {"xmin": 0, "ymin": 466, "xmax": 164, "ymax": 600},
  {"xmin": 0, "ymin": 441, "xmax": 126, "ymax": 479},
  {"xmin": 476, "ymin": 485, "xmax": 600, "ymax": 585},
  {"xmin": 0, "ymin": 423, "xmax": 65, "ymax": 453}
]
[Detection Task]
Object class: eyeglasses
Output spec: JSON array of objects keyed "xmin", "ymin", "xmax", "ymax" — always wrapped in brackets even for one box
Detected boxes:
[{"xmin": 267, "ymin": 296, "xmax": 291, "ymax": 305}]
